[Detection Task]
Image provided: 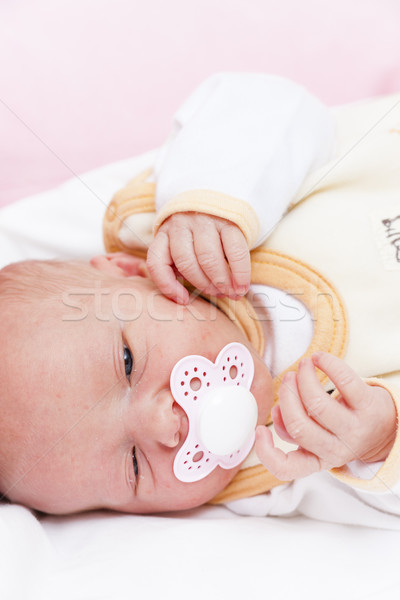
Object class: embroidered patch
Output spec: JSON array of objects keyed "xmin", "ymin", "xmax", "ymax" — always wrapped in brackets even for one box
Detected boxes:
[{"xmin": 370, "ymin": 211, "xmax": 400, "ymax": 270}]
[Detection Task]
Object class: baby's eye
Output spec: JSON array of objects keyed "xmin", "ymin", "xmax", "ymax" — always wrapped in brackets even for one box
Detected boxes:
[
  {"xmin": 132, "ymin": 446, "xmax": 139, "ymax": 478},
  {"xmin": 124, "ymin": 345, "xmax": 134, "ymax": 381}
]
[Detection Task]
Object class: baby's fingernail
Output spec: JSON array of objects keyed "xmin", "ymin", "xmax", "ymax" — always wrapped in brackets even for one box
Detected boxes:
[
  {"xmin": 311, "ymin": 352, "xmax": 324, "ymax": 364},
  {"xmin": 299, "ymin": 357, "xmax": 311, "ymax": 369},
  {"xmin": 255, "ymin": 425, "xmax": 267, "ymax": 442},
  {"xmin": 282, "ymin": 371, "xmax": 293, "ymax": 383},
  {"xmin": 235, "ymin": 285, "xmax": 248, "ymax": 295},
  {"xmin": 179, "ymin": 290, "xmax": 190, "ymax": 305},
  {"xmin": 271, "ymin": 405, "xmax": 279, "ymax": 421}
]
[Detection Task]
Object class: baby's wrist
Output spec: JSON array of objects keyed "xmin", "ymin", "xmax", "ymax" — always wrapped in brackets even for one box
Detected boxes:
[{"xmin": 361, "ymin": 386, "xmax": 397, "ymax": 464}]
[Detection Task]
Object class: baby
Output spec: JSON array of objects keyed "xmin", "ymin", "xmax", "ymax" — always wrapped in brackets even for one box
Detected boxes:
[{"xmin": 0, "ymin": 73, "xmax": 399, "ymax": 518}]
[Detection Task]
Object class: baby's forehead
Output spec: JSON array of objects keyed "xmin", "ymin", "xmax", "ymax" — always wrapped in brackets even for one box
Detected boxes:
[{"xmin": 0, "ymin": 291, "xmax": 117, "ymax": 408}]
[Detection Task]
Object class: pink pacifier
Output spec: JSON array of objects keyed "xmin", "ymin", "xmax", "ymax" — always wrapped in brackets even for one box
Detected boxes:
[{"xmin": 171, "ymin": 342, "xmax": 258, "ymax": 483}]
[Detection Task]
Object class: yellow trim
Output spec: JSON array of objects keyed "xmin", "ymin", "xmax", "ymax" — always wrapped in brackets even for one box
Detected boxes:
[
  {"xmin": 330, "ymin": 378, "xmax": 400, "ymax": 492},
  {"xmin": 210, "ymin": 465, "xmax": 285, "ymax": 504},
  {"xmin": 153, "ymin": 190, "xmax": 260, "ymax": 249},
  {"xmin": 103, "ymin": 169, "xmax": 155, "ymax": 258}
]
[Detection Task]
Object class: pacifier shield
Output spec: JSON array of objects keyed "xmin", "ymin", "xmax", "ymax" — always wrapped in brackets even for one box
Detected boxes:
[{"xmin": 171, "ymin": 342, "xmax": 257, "ymax": 482}]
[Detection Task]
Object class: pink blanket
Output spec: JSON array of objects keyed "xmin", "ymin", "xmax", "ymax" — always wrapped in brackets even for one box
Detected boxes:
[{"xmin": 1, "ymin": 0, "xmax": 400, "ymax": 207}]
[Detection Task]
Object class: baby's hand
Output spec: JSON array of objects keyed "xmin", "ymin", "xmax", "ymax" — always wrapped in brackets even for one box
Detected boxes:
[
  {"xmin": 146, "ymin": 212, "xmax": 250, "ymax": 304},
  {"xmin": 255, "ymin": 352, "xmax": 397, "ymax": 481}
]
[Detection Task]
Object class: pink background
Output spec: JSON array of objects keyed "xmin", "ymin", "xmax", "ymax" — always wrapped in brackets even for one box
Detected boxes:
[{"xmin": 1, "ymin": 0, "xmax": 400, "ymax": 207}]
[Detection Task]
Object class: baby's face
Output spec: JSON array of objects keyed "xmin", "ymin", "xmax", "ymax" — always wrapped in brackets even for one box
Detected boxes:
[{"xmin": 0, "ymin": 261, "xmax": 272, "ymax": 514}]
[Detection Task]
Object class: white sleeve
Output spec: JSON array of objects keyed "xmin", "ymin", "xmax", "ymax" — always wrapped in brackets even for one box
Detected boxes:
[
  {"xmin": 226, "ymin": 472, "xmax": 400, "ymax": 529},
  {"xmin": 153, "ymin": 72, "xmax": 335, "ymax": 247},
  {"xmin": 340, "ymin": 460, "xmax": 400, "ymax": 518}
]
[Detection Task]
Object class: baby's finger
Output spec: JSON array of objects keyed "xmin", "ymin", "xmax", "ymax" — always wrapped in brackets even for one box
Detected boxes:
[
  {"xmin": 271, "ymin": 405, "xmax": 298, "ymax": 445},
  {"xmin": 220, "ymin": 225, "xmax": 250, "ymax": 294},
  {"xmin": 296, "ymin": 357, "xmax": 350, "ymax": 435},
  {"xmin": 312, "ymin": 352, "xmax": 369, "ymax": 410},
  {"xmin": 193, "ymin": 223, "xmax": 234, "ymax": 296},
  {"xmin": 169, "ymin": 227, "xmax": 218, "ymax": 295},
  {"xmin": 146, "ymin": 232, "xmax": 189, "ymax": 304},
  {"xmin": 255, "ymin": 426, "xmax": 324, "ymax": 481},
  {"xmin": 279, "ymin": 371, "xmax": 339, "ymax": 460}
]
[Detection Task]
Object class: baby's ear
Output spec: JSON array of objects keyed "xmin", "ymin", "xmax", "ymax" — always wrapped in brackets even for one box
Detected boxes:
[{"xmin": 90, "ymin": 252, "xmax": 148, "ymax": 278}]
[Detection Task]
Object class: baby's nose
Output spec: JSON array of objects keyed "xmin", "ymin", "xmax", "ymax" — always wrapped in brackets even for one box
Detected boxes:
[{"xmin": 151, "ymin": 391, "xmax": 183, "ymax": 448}]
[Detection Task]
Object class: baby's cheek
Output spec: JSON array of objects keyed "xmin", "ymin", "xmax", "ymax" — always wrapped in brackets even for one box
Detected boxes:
[
  {"xmin": 252, "ymin": 363, "xmax": 273, "ymax": 426},
  {"xmin": 163, "ymin": 465, "xmax": 239, "ymax": 511},
  {"xmin": 205, "ymin": 465, "xmax": 243, "ymax": 505}
]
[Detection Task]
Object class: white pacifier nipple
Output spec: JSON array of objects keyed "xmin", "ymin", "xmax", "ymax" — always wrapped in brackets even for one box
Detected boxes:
[
  {"xmin": 171, "ymin": 342, "xmax": 258, "ymax": 482},
  {"xmin": 198, "ymin": 385, "xmax": 258, "ymax": 456}
]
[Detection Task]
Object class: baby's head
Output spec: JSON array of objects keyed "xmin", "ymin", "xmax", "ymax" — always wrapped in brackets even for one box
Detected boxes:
[{"xmin": 0, "ymin": 253, "xmax": 272, "ymax": 515}]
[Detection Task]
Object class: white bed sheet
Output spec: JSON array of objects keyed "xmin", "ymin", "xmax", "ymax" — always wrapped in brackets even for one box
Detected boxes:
[{"xmin": 1, "ymin": 154, "xmax": 400, "ymax": 600}]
